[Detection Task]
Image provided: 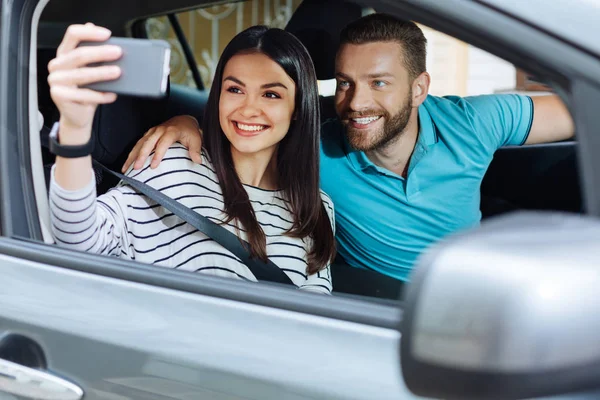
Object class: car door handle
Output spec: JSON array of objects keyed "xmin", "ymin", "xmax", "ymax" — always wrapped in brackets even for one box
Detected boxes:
[{"xmin": 0, "ymin": 358, "xmax": 83, "ymax": 400}]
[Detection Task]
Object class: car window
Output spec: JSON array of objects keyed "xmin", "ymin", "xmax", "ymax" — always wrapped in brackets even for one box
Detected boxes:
[
  {"xmin": 314, "ymin": 22, "xmax": 555, "ymax": 99},
  {"xmin": 27, "ymin": 0, "xmax": 408, "ymax": 309},
  {"xmin": 411, "ymin": 27, "xmax": 577, "ymax": 220},
  {"xmin": 420, "ymin": 25, "xmax": 553, "ymax": 97},
  {"xmin": 141, "ymin": 3, "xmax": 576, "ymax": 297},
  {"xmin": 27, "ymin": 0, "xmax": 579, "ymax": 310},
  {"xmin": 146, "ymin": 1, "xmax": 303, "ymax": 89}
]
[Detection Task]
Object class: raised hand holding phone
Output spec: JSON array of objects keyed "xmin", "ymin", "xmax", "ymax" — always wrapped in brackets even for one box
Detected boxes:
[
  {"xmin": 48, "ymin": 23, "xmax": 122, "ymax": 138},
  {"xmin": 48, "ymin": 23, "xmax": 172, "ymax": 191},
  {"xmin": 48, "ymin": 23, "xmax": 123, "ymax": 190},
  {"xmin": 78, "ymin": 36, "xmax": 171, "ymax": 99}
]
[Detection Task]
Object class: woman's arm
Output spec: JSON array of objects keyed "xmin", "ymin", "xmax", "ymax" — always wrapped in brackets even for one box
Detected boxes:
[
  {"xmin": 48, "ymin": 23, "xmax": 131, "ymax": 255},
  {"xmin": 299, "ymin": 266, "xmax": 333, "ymax": 294},
  {"xmin": 49, "ymin": 167, "xmax": 131, "ymax": 257}
]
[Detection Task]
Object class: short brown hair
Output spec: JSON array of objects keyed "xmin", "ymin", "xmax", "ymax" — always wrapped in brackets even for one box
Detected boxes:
[{"xmin": 339, "ymin": 13, "xmax": 427, "ymax": 80}]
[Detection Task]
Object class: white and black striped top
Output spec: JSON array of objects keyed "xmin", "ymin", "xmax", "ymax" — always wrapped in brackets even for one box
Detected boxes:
[{"xmin": 49, "ymin": 145, "xmax": 334, "ymax": 294}]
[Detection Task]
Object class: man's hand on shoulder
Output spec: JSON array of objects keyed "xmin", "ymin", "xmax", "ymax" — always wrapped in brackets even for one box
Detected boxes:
[{"xmin": 122, "ymin": 115, "xmax": 204, "ymax": 172}]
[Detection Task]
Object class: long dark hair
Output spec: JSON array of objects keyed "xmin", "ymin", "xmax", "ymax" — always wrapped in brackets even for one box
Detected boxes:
[{"xmin": 203, "ymin": 25, "xmax": 335, "ymax": 275}]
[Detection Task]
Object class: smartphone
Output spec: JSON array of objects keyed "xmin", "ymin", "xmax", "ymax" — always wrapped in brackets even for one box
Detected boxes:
[{"xmin": 78, "ymin": 37, "xmax": 171, "ymax": 98}]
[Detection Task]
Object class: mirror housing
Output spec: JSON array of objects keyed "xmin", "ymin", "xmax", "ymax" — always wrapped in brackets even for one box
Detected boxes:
[{"xmin": 401, "ymin": 212, "xmax": 600, "ymax": 400}]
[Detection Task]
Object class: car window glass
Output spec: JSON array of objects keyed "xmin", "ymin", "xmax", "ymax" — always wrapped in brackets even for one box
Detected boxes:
[
  {"xmin": 146, "ymin": 1, "xmax": 303, "ymax": 89},
  {"xmin": 318, "ymin": 23, "xmax": 554, "ymax": 98},
  {"xmin": 420, "ymin": 25, "xmax": 553, "ymax": 97},
  {"xmin": 412, "ymin": 25, "xmax": 577, "ymax": 216}
]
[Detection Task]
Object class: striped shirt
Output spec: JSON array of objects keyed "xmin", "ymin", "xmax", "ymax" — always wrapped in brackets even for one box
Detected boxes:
[{"xmin": 49, "ymin": 145, "xmax": 335, "ymax": 294}]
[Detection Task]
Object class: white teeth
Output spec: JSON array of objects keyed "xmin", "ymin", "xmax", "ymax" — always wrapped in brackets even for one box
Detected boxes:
[
  {"xmin": 237, "ymin": 122, "xmax": 267, "ymax": 132},
  {"xmin": 352, "ymin": 116, "xmax": 381, "ymax": 125}
]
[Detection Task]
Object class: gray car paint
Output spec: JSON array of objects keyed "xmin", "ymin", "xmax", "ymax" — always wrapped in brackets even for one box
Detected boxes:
[{"xmin": 0, "ymin": 254, "xmax": 412, "ymax": 400}]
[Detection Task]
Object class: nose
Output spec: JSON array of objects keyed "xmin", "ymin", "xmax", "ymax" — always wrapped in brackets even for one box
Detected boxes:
[
  {"xmin": 348, "ymin": 84, "xmax": 371, "ymax": 112},
  {"xmin": 239, "ymin": 96, "xmax": 262, "ymax": 118}
]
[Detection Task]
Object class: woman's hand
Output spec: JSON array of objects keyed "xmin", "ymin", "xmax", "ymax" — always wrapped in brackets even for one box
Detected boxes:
[
  {"xmin": 48, "ymin": 23, "xmax": 122, "ymax": 144},
  {"xmin": 49, "ymin": 23, "xmax": 122, "ymax": 191},
  {"xmin": 122, "ymin": 115, "xmax": 204, "ymax": 172}
]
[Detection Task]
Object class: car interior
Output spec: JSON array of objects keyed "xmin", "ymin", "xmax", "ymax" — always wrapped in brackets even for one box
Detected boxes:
[{"xmin": 31, "ymin": 0, "xmax": 582, "ymax": 299}]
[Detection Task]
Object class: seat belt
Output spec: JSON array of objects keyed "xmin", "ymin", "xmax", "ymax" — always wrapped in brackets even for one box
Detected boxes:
[{"xmin": 94, "ymin": 162, "xmax": 295, "ymax": 286}]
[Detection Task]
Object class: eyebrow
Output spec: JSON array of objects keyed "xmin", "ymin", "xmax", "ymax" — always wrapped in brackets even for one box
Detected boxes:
[
  {"xmin": 335, "ymin": 72, "xmax": 395, "ymax": 80},
  {"xmin": 224, "ymin": 76, "xmax": 288, "ymax": 90},
  {"xmin": 366, "ymin": 73, "xmax": 395, "ymax": 79},
  {"xmin": 335, "ymin": 72, "xmax": 352, "ymax": 81}
]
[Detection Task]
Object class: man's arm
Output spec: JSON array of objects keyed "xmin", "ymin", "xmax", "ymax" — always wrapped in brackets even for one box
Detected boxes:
[{"xmin": 525, "ymin": 95, "xmax": 575, "ymax": 145}]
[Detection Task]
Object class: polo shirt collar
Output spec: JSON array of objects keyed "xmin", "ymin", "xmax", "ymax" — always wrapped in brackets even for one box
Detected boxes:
[
  {"xmin": 345, "ymin": 102, "xmax": 439, "ymax": 173},
  {"xmin": 418, "ymin": 99, "xmax": 439, "ymax": 147}
]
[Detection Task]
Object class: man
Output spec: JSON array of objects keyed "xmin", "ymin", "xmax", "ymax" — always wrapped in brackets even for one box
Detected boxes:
[{"xmin": 122, "ymin": 14, "xmax": 574, "ymax": 290}]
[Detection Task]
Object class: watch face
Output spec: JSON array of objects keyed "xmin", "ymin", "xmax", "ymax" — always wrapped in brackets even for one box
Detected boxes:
[{"xmin": 49, "ymin": 121, "xmax": 59, "ymax": 139}]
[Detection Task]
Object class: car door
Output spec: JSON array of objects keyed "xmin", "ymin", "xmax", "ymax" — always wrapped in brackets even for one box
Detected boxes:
[
  {"xmin": 0, "ymin": 1, "xmax": 411, "ymax": 400},
  {"xmin": 1, "ymin": 242, "xmax": 406, "ymax": 400}
]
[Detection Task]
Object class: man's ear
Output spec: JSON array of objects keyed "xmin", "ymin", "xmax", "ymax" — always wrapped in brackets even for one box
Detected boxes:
[{"xmin": 412, "ymin": 72, "xmax": 431, "ymax": 108}]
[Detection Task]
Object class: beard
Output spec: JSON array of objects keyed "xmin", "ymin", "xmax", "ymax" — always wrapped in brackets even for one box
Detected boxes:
[{"xmin": 343, "ymin": 90, "xmax": 413, "ymax": 152}]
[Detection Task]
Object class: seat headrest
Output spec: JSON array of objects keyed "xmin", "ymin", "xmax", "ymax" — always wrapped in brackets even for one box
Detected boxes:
[{"xmin": 285, "ymin": 0, "xmax": 364, "ymax": 80}]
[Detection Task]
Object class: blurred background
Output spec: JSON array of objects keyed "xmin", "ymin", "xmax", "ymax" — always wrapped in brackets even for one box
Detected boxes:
[{"xmin": 146, "ymin": 0, "xmax": 550, "ymax": 97}]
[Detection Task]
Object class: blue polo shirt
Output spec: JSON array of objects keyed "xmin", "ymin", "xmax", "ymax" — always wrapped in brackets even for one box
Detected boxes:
[{"xmin": 320, "ymin": 94, "xmax": 533, "ymax": 281}]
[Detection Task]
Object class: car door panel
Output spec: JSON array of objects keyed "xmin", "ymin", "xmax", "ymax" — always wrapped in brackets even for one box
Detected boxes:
[{"xmin": 0, "ymin": 250, "xmax": 409, "ymax": 400}]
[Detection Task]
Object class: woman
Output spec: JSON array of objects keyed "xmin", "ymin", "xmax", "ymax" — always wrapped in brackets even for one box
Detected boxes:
[{"xmin": 48, "ymin": 23, "xmax": 336, "ymax": 293}]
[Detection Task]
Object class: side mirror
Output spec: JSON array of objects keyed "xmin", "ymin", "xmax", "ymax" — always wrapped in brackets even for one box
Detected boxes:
[{"xmin": 400, "ymin": 212, "xmax": 600, "ymax": 400}]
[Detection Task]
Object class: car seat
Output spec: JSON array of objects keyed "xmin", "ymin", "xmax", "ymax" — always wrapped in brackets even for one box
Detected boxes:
[{"xmin": 285, "ymin": 0, "xmax": 365, "ymax": 123}]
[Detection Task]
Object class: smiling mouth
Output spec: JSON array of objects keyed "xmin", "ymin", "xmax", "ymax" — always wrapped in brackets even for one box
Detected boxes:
[
  {"xmin": 349, "ymin": 115, "xmax": 382, "ymax": 127},
  {"xmin": 234, "ymin": 121, "xmax": 270, "ymax": 134}
]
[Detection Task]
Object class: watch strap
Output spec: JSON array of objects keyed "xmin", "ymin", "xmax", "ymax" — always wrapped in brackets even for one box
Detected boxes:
[{"xmin": 48, "ymin": 122, "xmax": 94, "ymax": 158}]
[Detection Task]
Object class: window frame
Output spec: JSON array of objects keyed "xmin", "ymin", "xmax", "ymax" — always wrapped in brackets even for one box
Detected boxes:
[
  {"xmin": 0, "ymin": 236, "xmax": 403, "ymax": 328},
  {"xmin": 0, "ymin": 0, "xmax": 42, "ymax": 239}
]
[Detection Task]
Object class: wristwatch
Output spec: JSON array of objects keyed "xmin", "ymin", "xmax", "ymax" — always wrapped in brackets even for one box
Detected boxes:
[{"xmin": 48, "ymin": 122, "xmax": 94, "ymax": 158}]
